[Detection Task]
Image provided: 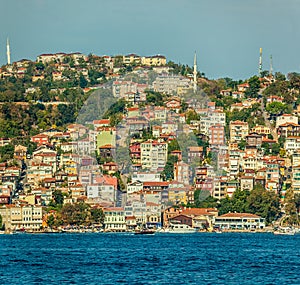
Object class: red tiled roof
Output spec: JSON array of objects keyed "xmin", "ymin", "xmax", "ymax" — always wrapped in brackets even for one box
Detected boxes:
[
  {"xmin": 143, "ymin": 181, "xmax": 169, "ymax": 187},
  {"xmin": 219, "ymin": 213, "xmax": 260, "ymax": 218},
  {"xmin": 180, "ymin": 208, "xmax": 217, "ymax": 216},
  {"xmin": 104, "ymin": 207, "xmax": 124, "ymax": 212},
  {"xmin": 278, "ymin": 122, "xmax": 299, "ymax": 127}
]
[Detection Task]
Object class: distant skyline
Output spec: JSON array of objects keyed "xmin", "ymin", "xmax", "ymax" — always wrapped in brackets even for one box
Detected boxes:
[{"xmin": 1, "ymin": 0, "xmax": 300, "ymax": 79}]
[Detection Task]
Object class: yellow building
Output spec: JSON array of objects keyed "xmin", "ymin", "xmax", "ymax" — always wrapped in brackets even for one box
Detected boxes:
[
  {"xmin": 64, "ymin": 160, "xmax": 78, "ymax": 175},
  {"xmin": 27, "ymin": 162, "xmax": 53, "ymax": 186},
  {"xmin": 250, "ymin": 125, "xmax": 271, "ymax": 136},
  {"xmin": 141, "ymin": 55, "xmax": 166, "ymax": 66},
  {"xmin": 123, "ymin": 54, "xmax": 141, "ymax": 65},
  {"xmin": 168, "ymin": 188, "xmax": 188, "ymax": 205},
  {"xmin": 229, "ymin": 120, "xmax": 249, "ymax": 142},
  {"xmin": 0, "ymin": 204, "xmax": 43, "ymax": 231},
  {"xmin": 23, "ymin": 194, "xmax": 36, "ymax": 205}
]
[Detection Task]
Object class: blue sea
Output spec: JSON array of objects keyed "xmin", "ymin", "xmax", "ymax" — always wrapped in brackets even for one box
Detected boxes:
[{"xmin": 1, "ymin": 233, "xmax": 300, "ymax": 284}]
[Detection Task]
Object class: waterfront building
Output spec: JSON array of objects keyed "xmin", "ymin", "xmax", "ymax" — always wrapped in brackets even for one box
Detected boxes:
[
  {"xmin": 169, "ymin": 208, "xmax": 218, "ymax": 230},
  {"xmin": 103, "ymin": 207, "xmax": 126, "ymax": 232},
  {"xmin": 214, "ymin": 213, "xmax": 265, "ymax": 230},
  {"xmin": 0, "ymin": 204, "xmax": 43, "ymax": 231}
]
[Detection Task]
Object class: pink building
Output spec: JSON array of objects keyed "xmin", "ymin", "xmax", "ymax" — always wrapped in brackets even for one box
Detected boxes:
[{"xmin": 209, "ymin": 125, "xmax": 225, "ymax": 147}]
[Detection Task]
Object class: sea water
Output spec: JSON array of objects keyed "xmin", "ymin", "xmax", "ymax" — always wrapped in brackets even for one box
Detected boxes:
[{"xmin": 1, "ymin": 233, "xmax": 300, "ymax": 284}]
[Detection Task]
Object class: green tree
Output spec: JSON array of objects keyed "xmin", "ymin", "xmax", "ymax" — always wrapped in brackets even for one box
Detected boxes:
[
  {"xmin": 283, "ymin": 188, "xmax": 299, "ymax": 225},
  {"xmin": 271, "ymin": 143, "xmax": 281, "ymax": 155},
  {"xmin": 0, "ymin": 144, "xmax": 14, "ymax": 162},
  {"xmin": 103, "ymin": 99, "xmax": 126, "ymax": 119},
  {"xmin": 247, "ymin": 184, "xmax": 280, "ymax": 224},
  {"xmin": 168, "ymin": 139, "xmax": 180, "ymax": 153},
  {"xmin": 61, "ymin": 202, "xmax": 91, "ymax": 226},
  {"xmin": 110, "ymin": 113, "xmax": 123, "ymax": 127},
  {"xmin": 217, "ymin": 189, "xmax": 250, "ymax": 214},
  {"xmin": 53, "ymin": 190, "xmax": 64, "ymax": 206},
  {"xmin": 231, "ymin": 189, "xmax": 250, "ymax": 213},
  {"xmin": 47, "ymin": 214, "xmax": 55, "ymax": 229},
  {"xmin": 162, "ymin": 155, "xmax": 178, "ymax": 180},
  {"xmin": 218, "ymin": 196, "xmax": 234, "ymax": 215},
  {"xmin": 295, "ymin": 193, "xmax": 300, "ymax": 214},
  {"xmin": 195, "ymin": 194, "xmax": 218, "ymax": 208},
  {"xmin": 79, "ymin": 73, "xmax": 88, "ymax": 88},
  {"xmin": 260, "ymin": 70, "xmax": 269, "ymax": 77},
  {"xmin": 238, "ymin": 139, "xmax": 247, "ymax": 150},
  {"xmin": 266, "ymin": 102, "xmax": 289, "ymax": 116},
  {"xmin": 288, "ymin": 72, "xmax": 300, "ymax": 90},
  {"xmin": 244, "ymin": 76, "xmax": 260, "ymax": 98},
  {"xmin": 90, "ymin": 207, "xmax": 105, "ymax": 224},
  {"xmin": 275, "ymin": 72, "xmax": 286, "ymax": 81},
  {"xmin": 186, "ymin": 110, "xmax": 200, "ymax": 124},
  {"xmin": 145, "ymin": 91, "xmax": 164, "ymax": 106},
  {"xmin": 35, "ymin": 62, "xmax": 45, "ymax": 71}
]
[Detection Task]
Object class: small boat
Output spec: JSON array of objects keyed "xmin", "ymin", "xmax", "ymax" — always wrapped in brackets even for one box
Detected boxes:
[
  {"xmin": 134, "ymin": 228, "xmax": 156, "ymax": 235},
  {"xmin": 273, "ymin": 227, "xmax": 295, "ymax": 235},
  {"xmin": 273, "ymin": 231, "xmax": 295, "ymax": 235},
  {"xmin": 162, "ymin": 222, "xmax": 197, "ymax": 233}
]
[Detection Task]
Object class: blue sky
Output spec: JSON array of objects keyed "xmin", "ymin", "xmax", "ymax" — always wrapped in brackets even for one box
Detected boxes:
[{"xmin": 1, "ymin": 0, "xmax": 300, "ymax": 79}]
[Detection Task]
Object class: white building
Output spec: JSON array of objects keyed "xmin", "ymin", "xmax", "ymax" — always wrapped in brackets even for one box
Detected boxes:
[
  {"xmin": 276, "ymin": 114, "xmax": 298, "ymax": 129},
  {"xmin": 199, "ymin": 110, "xmax": 226, "ymax": 135},
  {"xmin": 103, "ymin": 207, "xmax": 126, "ymax": 232},
  {"xmin": 214, "ymin": 213, "xmax": 265, "ymax": 230},
  {"xmin": 152, "ymin": 75, "xmax": 192, "ymax": 95},
  {"xmin": 126, "ymin": 181, "xmax": 144, "ymax": 194},
  {"xmin": 140, "ymin": 140, "xmax": 168, "ymax": 171},
  {"xmin": 284, "ymin": 137, "xmax": 300, "ymax": 155},
  {"xmin": 131, "ymin": 172, "xmax": 161, "ymax": 182}
]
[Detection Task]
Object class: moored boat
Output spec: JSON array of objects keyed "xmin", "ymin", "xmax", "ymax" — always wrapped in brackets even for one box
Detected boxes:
[
  {"xmin": 162, "ymin": 222, "xmax": 197, "ymax": 233},
  {"xmin": 273, "ymin": 227, "xmax": 295, "ymax": 235},
  {"xmin": 134, "ymin": 228, "xmax": 156, "ymax": 235}
]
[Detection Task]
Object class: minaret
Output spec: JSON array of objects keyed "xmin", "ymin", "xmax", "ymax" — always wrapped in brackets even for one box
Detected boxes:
[
  {"xmin": 258, "ymin": 47, "xmax": 262, "ymax": 77},
  {"xmin": 6, "ymin": 38, "xmax": 11, "ymax": 65},
  {"xmin": 193, "ymin": 51, "xmax": 197, "ymax": 93},
  {"xmin": 269, "ymin": 55, "xmax": 273, "ymax": 76}
]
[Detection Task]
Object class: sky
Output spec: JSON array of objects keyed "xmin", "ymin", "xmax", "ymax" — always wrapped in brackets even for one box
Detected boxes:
[{"xmin": 0, "ymin": 0, "xmax": 300, "ymax": 79}]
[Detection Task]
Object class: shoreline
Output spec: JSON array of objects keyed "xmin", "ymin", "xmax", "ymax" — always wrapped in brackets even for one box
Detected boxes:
[{"xmin": 2, "ymin": 225, "xmax": 298, "ymax": 235}]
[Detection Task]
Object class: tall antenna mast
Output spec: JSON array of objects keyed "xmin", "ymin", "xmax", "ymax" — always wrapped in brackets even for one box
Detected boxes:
[
  {"xmin": 6, "ymin": 38, "xmax": 11, "ymax": 65},
  {"xmin": 259, "ymin": 47, "xmax": 262, "ymax": 77},
  {"xmin": 269, "ymin": 55, "xmax": 273, "ymax": 76},
  {"xmin": 193, "ymin": 51, "xmax": 197, "ymax": 93}
]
